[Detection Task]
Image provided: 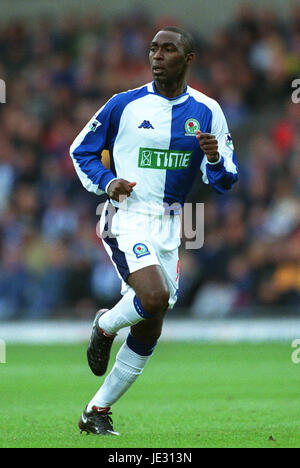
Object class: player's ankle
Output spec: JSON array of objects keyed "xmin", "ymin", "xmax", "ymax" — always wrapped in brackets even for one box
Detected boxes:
[
  {"xmin": 98, "ymin": 316, "xmax": 116, "ymax": 337},
  {"xmin": 91, "ymin": 406, "xmax": 110, "ymax": 414}
]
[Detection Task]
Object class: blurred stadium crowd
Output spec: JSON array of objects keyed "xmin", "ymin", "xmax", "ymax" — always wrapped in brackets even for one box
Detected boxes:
[{"xmin": 0, "ymin": 4, "xmax": 300, "ymax": 319}]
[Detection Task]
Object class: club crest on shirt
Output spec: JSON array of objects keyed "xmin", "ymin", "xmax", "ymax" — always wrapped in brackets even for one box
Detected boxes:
[
  {"xmin": 133, "ymin": 243, "xmax": 150, "ymax": 258},
  {"xmin": 185, "ymin": 118, "xmax": 200, "ymax": 136}
]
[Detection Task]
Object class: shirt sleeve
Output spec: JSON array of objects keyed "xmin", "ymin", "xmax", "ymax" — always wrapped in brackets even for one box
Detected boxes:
[
  {"xmin": 200, "ymin": 101, "xmax": 238, "ymax": 194},
  {"xmin": 69, "ymin": 96, "xmax": 118, "ymax": 195}
]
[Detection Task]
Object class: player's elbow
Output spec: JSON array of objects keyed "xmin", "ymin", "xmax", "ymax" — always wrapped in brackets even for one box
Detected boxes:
[
  {"xmin": 223, "ymin": 172, "xmax": 238, "ymax": 190},
  {"xmin": 212, "ymin": 172, "xmax": 238, "ymax": 194}
]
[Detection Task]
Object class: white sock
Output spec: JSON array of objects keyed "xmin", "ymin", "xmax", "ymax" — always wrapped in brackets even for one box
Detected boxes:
[
  {"xmin": 87, "ymin": 341, "xmax": 151, "ymax": 410},
  {"xmin": 99, "ymin": 289, "xmax": 147, "ymax": 335}
]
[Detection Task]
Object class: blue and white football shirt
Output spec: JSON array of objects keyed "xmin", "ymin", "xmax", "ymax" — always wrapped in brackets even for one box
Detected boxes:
[{"xmin": 70, "ymin": 82, "xmax": 238, "ymax": 214}]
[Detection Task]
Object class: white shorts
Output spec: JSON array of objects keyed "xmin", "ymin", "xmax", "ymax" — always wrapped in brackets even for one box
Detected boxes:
[{"xmin": 99, "ymin": 201, "xmax": 181, "ymax": 308}]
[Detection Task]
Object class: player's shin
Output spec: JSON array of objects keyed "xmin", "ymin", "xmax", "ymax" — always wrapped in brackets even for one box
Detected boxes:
[
  {"xmin": 98, "ymin": 289, "xmax": 152, "ymax": 335},
  {"xmin": 87, "ymin": 334, "xmax": 156, "ymax": 411}
]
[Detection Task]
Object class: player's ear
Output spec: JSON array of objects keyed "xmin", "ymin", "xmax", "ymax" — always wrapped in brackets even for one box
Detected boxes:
[{"xmin": 185, "ymin": 52, "xmax": 195, "ymax": 66}]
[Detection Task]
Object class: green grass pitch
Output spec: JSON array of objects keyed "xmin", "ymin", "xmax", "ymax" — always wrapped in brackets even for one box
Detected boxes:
[{"xmin": 0, "ymin": 341, "xmax": 299, "ymax": 448}]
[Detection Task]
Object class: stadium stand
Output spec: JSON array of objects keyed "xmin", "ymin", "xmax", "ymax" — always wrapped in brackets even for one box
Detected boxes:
[{"xmin": 0, "ymin": 4, "xmax": 299, "ymax": 320}]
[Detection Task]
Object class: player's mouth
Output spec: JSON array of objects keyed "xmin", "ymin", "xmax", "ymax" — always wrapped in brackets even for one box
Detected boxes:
[{"xmin": 152, "ymin": 66, "xmax": 165, "ymax": 74}]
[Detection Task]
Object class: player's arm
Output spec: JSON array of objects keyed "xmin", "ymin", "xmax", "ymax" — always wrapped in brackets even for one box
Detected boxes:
[
  {"xmin": 70, "ymin": 96, "xmax": 135, "ymax": 197},
  {"xmin": 100, "ymin": 152, "xmax": 136, "ymax": 200},
  {"xmin": 198, "ymin": 103, "xmax": 238, "ymax": 194}
]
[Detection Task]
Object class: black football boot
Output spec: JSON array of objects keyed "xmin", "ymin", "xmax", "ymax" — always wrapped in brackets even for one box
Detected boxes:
[{"xmin": 87, "ymin": 309, "xmax": 117, "ymax": 376}]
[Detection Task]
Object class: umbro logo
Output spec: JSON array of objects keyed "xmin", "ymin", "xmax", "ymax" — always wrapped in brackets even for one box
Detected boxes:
[{"xmin": 138, "ymin": 120, "xmax": 154, "ymax": 129}]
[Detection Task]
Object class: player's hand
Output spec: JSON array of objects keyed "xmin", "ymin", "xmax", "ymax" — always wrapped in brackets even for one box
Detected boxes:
[
  {"xmin": 107, "ymin": 179, "xmax": 136, "ymax": 201},
  {"xmin": 196, "ymin": 130, "xmax": 219, "ymax": 163}
]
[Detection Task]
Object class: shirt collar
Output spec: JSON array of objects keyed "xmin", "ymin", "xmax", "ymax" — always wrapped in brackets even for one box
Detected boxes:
[{"xmin": 148, "ymin": 81, "xmax": 190, "ymax": 104}]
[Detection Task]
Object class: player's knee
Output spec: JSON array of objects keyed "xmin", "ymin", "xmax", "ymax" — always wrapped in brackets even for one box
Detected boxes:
[{"xmin": 140, "ymin": 288, "xmax": 170, "ymax": 316}]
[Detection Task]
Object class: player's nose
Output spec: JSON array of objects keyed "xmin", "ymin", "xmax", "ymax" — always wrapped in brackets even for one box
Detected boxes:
[{"xmin": 152, "ymin": 47, "xmax": 164, "ymax": 60}]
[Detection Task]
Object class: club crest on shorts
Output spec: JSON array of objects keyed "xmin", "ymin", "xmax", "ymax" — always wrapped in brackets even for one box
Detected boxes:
[
  {"xmin": 133, "ymin": 243, "xmax": 150, "ymax": 258},
  {"xmin": 185, "ymin": 118, "xmax": 200, "ymax": 136}
]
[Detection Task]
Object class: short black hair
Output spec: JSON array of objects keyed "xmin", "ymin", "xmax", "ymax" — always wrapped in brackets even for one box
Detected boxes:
[{"xmin": 160, "ymin": 26, "xmax": 195, "ymax": 55}]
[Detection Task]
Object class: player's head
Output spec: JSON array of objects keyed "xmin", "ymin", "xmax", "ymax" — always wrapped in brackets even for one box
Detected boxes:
[{"xmin": 149, "ymin": 27, "xmax": 195, "ymax": 85}]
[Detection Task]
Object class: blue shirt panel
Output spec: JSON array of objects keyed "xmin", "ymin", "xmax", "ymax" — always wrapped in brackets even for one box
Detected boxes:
[{"xmin": 163, "ymin": 97, "xmax": 213, "ymax": 206}]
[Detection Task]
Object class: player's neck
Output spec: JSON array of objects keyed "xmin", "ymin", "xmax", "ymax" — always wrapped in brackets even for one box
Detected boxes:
[{"xmin": 154, "ymin": 80, "xmax": 187, "ymax": 99}]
